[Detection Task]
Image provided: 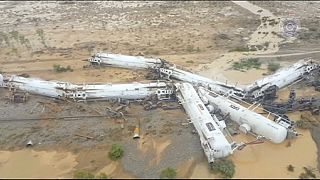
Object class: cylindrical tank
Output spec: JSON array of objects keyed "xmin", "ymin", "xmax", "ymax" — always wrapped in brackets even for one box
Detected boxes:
[
  {"xmin": 201, "ymin": 95, "xmax": 209, "ymax": 105},
  {"xmin": 0, "ymin": 74, "xmax": 3, "ymax": 86},
  {"xmin": 199, "ymin": 87, "xmax": 287, "ymax": 144}
]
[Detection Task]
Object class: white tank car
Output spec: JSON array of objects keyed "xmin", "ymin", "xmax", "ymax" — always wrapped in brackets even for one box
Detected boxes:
[
  {"xmin": 245, "ymin": 59, "xmax": 319, "ymax": 99},
  {"xmin": 160, "ymin": 66, "xmax": 245, "ymax": 99},
  {"xmin": 0, "ymin": 74, "xmax": 3, "ymax": 87},
  {"xmin": 6, "ymin": 75, "xmax": 75, "ymax": 98},
  {"xmin": 67, "ymin": 82, "xmax": 172, "ymax": 101},
  {"xmin": 5, "ymin": 75, "xmax": 172, "ymax": 101},
  {"xmin": 88, "ymin": 52, "xmax": 164, "ymax": 69},
  {"xmin": 175, "ymin": 82, "xmax": 234, "ymax": 163},
  {"xmin": 198, "ymin": 87, "xmax": 288, "ymax": 144}
]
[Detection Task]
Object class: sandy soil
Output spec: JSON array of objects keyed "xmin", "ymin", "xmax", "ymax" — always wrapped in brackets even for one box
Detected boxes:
[{"xmin": 0, "ymin": 150, "xmax": 77, "ymax": 178}]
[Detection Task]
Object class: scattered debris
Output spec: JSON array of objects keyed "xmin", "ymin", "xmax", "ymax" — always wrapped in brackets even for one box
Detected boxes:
[
  {"xmin": 26, "ymin": 140, "xmax": 33, "ymax": 147},
  {"xmin": 75, "ymin": 134, "xmax": 94, "ymax": 140},
  {"xmin": 133, "ymin": 119, "xmax": 141, "ymax": 139}
]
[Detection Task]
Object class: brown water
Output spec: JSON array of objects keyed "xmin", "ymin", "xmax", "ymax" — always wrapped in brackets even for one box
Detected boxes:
[
  {"xmin": 190, "ymin": 119, "xmax": 319, "ymax": 178},
  {"xmin": 231, "ymin": 130, "xmax": 318, "ymax": 178},
  {"xmin": 0, "ymin": 149, "xmax": 77, "ymax": 178}
]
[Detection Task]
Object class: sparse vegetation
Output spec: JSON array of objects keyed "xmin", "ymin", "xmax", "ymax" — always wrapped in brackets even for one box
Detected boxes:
[
  {"xmin": 9, "ymin": 30, "xmax": 19, "ymax": 41},
  {"xmin": 299, "ymin": 27, "xmax": 320, "ymax": 40},
  {"xmin": 74, "ymin": 171, "xmax": 95, "ymax": 179},
  {"xmin": 36, "ymin": 28, "xmax": 46, "ymax": 46},
  {"xmin": 11, "ymin": 48, "xmax": 18, "ymax": 55},
  {"xmin": 186, "ymin": 60, "xmax": 194, "ymax": 63},
  {"xmin": 295, "ymin": 120, "xmax": 312, "ymax": 129},
  {"xmin": 309, "ymin": 27, "xmax": 317, "ymax": 32},
  {"xmin": 160, "ymin": 167, "xmax": 177, "ymax": 179},
  {"xmin": 229, "ymin": 46, "xmax": 250, "ymax": 52},
  {"xmin": 186, "ymin": 44, "xmax": 197, "ymax": 52},
  {"xmin": 96, "ymin": 173, "xmax": 112, "ymax": 179},
  {"xmin": 232, "ymin": 58, "xmax": 261, "ymax": 71},
  {"xmin": 267, "ymin": 62, "xmax": 281, "ymax": 72},
  {"xmin": 299, "ymin": 167, "xmax": 316, "ymax": 179},
  {"xmin": 287, "ymin": 164, "xmax": 295, "ymax": 172},
  {"xmin": 144, "ymin": 49, "xmax": 160, "ymax": 55},
  {"xmin": 73, "ymin": 171, "xmax": 111, "ymax": 179},
  {"xmin": 108, "ymin": 144, "xmax": 124, "ymax": 160},
  {"xmin": 210, "ymin": 159, "xmax": 235, "ymax": 179},
  {"xmin": 0, "ymin": 31, "xmax": 10, "ymax": 46},
  {"xmin": 53, "ymin": 64, "xmax": 73, "ymax": 73},
  {"xmin": 256, "ymin": 45, "xmax": 264, "ymax": 50},
  {"xmin": 264, "ymin": 41, "xmax": 270, "ymax": 47},
  {"xmin": 19, "ymin": 35, "xmax": 31, "ymax": 49}
]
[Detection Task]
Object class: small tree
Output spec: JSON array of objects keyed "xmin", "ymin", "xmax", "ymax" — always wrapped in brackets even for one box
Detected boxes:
[
  {"xmin": 287, "ymin": 164, "xmax": 295, "ymax": 172},
  {"xmin": 108, "ymin": 144, "xmax": 124, "ymax": 160},
  {"xmin": 73, "ymin": 171, "xmax": 95, "ymax": 179},
  {"xmin": 210, "ymin": 159, "xmax": 235, "ymax": 179},
  {"xmin": 160, "ymin": 167, "xmax": 177, "ymax": 179},
  {"xmin": 53, "ymin": 64, "xmax": 73, "ymax": 73}
]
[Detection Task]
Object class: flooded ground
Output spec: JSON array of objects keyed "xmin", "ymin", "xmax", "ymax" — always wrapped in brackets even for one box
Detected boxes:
[
  {"xmin": 0, "ymin": 150, "xmax": 77, "ymax": 178},
  {"xmin": 231, "ymin": 130, "xmax": 318, "ymax": 178},
  {"xmin": 189, "ymin": 129, "xmax": 318, "ymax": 179}
]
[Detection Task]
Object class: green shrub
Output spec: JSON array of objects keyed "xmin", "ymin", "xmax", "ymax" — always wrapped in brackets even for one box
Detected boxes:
[
  {"xmin": 229, "ymin": 46, "xmax": 250, "ymax": 52},
  {"xmin": 160, "ymin": 167, "xmax": 177, "ymax": 179},
  {"xmin": 210, "ymin": 159, "xmax": 235, "ymax": 179},
  {"xmin": 186, "ymin": 60, "xmax": 194, "ymax": 63},
  {"xmin": 96, "ymin": 173, "xmax": 112, "ymax": 179},
  {"xmin": 0, "ymin": 31, "xmax": 10, "ymax": 46},
  {"xmin": 73, "ymin": 171, "xmax": 95, "ymax": 179},
  {"xmin": 232, "ymin": 58, "xmax": 261, "ymax": 71},
  {"xmin": 264, "ymin": 41, "xmax": 270, "ymax": 47},
  {"xmin": 268, "ymin": 62, "xmax": 281, "ymax": 72},
  {"xmin": 287, "ymin": 164, "xmax": 295, "ymax": 172},
  {"xmin": 36, "ymin": 29, "xmax": 44, "ymax": 38},
  {"xmin": 36, "ymin": 29, "xmax": 46, "ymax": 46},
  {"xmin": 53, "ymin": 64, "xmax": 73, "ymax": 73},
  {"xmin": 9, "ymin": 30, "xmax": 19, "ymax": 41},
  {"xmin": 108, "ymin": 144, "xmax": 124, "ymax": 160},
  {"xmin": 299, "ymin": 167, "xmax": 316, "ymax": 179},
  {"xmin": 303, "ymin": 167, "xmax": 316, "ymax": 178}
]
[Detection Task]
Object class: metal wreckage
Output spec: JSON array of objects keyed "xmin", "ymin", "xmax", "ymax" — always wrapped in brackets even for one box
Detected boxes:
[{"xmin": 1, "ymin": 52, "xmax": 319, "ymax": 164}]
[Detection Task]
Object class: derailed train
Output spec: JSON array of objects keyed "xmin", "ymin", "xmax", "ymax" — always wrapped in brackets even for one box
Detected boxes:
[
  {"xmin": 198, "ymin": 87, "xmax": 296, "ymax": 144},
  {"xmin": 0, "ymin": 52, "xmax": 319, "ymax": 164},
  {"xmin": 89, "ymin": 53, "xmax": 319, "ymax": 102},
  {"xmin": 0, "ymin": 74, "xmax": 174, "ymax": 101},
  {"xmin": 175, "ymin": 82, "xmax": 241, "ymax": 163}
]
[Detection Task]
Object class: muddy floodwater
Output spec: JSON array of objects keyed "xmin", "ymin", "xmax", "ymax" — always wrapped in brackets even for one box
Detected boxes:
[
  {"xmin": 190, "ymin": 128, "xmax": 318, "ymax": 178},
  {"xmin": 0, "ymin": 150, "xmax": 77, "ymax": 178}
]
